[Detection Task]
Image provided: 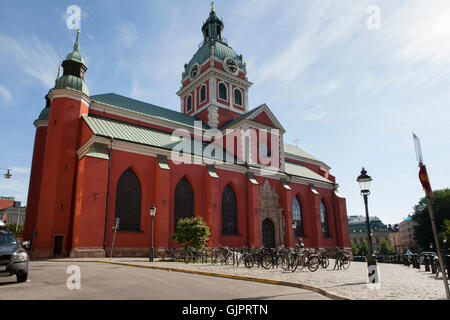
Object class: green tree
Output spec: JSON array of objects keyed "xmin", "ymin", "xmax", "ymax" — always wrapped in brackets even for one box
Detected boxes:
[
  {"xmin": 350, "ymin": 241, "xmax": 359, "ymax": 256},
  {"xmin": 438, "ymin": 219, "xmax": 450, "ymax": 251},
  {"xmin": 412, "ymin": 189, "xmax": 450, "ymax": 250},
  {"xmin": 171, "ymin": 216, "xmax": 210, "ymax": 249},
  {"xmin": 359, "ymin": 240, "xmax": 369, "ymax": 256},
  {"xmin": 6, "ymin": 223, "xmax": 24, "ymax": 239},
  {"xmin": 380, "ymin": 239, "xmax": 392, "ymax": 256}
]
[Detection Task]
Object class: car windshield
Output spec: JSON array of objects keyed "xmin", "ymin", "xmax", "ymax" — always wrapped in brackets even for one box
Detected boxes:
[{"xmin": 0, "ymin": 234, "xmax": 18, "ymax": 246}]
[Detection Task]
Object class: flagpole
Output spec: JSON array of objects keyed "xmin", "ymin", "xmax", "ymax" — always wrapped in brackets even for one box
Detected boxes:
[{"xmin": 424, "ymin": 189, "xmax": 450, "ymax": 299}]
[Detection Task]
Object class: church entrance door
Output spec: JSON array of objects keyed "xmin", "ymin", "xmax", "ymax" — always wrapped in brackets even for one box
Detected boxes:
[{"xmin": 262, "ymin": 218, "xmax": 275, "ymax": 248}]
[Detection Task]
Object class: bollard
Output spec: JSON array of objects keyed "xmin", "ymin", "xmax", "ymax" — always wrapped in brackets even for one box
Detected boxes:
[
  {"xmin": 431, "ymin": 258, "xmax": 437, "ymax": 274},
  {"xmin": 413, "ymin": 255, "xmax": 420, "ymax": 269},
  {"xmin": 424, "ymin": 255, "xmax": 430, "ymax": 272},
  {"xmin": 444, "ymin": 254, "xmax": 450, "ymax": 279}
]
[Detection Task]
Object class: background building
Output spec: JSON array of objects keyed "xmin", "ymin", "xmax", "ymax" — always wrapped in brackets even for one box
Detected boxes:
[
  {"xmin": 397, "ymin": 216, "xmax": 417, "ymax": 252},
  {"xmin": 348, "ymin": 215, "xmax": 396, "ymax": 253}
]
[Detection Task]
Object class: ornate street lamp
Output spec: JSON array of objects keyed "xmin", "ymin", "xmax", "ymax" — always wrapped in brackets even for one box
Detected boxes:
[
  {"xmin": 149, "ymin": 204, "xmax": 156, "ymax": 262},
  {"xmin": 3, "ymin": 169, "xmax": 12, "ymax": 179},
  {"xmin": 357, "ymin": 168, "xmax": 377, "ymax": 272}
]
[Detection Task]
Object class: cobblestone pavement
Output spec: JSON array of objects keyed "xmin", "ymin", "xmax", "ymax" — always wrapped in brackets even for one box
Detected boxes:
[{"xmin": 52, "ymin": 257, "xmax": 449, "ymax": 300}]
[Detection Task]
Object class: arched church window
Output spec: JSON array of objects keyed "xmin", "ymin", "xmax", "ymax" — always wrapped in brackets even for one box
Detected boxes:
[
  {"xmin": 115, "ymin": 169, "xmax": 141, "ymax": 231},
  {"xmin": 186, "ymin": 95, "xmax": 192, "ymax": 112},
  {"xmin": 174, "ymin": 177, "xmax": 194, "ymax": 231},
  {"xmin": 293, "ymin": 196, "xmax": 304, "ymax": 237},
  {"xmin": 218, "ymin": 82, "xmax": 227, "ymax": 100},
  {"xmin": 222, "ymin": 184, "xmax": 237, "ymax": 234},
  {"xmin": 234, "ymin": 88, "xmax": 242, "ymax": 106},
  {"xmin": 200, "ymin": 85, "xmax": 206, "ymax": 103},
  {"xmin": 320, "ymin": 200, "xmax": 330, "ymax": 237}
]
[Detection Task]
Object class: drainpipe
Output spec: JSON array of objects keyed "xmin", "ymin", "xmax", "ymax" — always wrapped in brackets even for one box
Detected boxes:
[
  {"xmin": 332, "ymin": 183, "xmax": 340, "ymax": 248},
  {"xmin": 103, "ymin": 137, "xmax": 114, "ymax": 252}
]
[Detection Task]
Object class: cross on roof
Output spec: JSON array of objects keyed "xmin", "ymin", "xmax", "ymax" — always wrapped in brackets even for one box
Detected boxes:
[{"xmin": 294, "ymin": 139, "xmax": 300, "ymax": 147}]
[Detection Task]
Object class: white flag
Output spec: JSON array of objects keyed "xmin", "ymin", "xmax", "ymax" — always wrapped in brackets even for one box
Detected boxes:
[{"xmin": 412, "ymin": 133, "xmax": 423, "ymax": 164}]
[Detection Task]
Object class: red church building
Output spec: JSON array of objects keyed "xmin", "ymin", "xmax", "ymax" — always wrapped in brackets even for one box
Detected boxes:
[{"xmin": 24, "ymin": 8, "xmax": 350, "ymax": 258}]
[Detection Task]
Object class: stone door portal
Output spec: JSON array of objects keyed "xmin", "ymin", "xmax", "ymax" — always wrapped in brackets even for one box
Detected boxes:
[{"xmin": 259, "ymin": 180, "xmax": 285, "ymax": 247}]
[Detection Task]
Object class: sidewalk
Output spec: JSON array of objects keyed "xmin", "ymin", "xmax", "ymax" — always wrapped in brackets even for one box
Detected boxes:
[{"xmin": 47, "ymin": 257, "xmax": 449, "ymax": 300}]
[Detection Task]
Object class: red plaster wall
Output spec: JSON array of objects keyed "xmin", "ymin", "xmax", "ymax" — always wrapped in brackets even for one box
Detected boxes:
[{"xmin": 23, "ymin": 126, "xmax": 47, "ymax": 240}]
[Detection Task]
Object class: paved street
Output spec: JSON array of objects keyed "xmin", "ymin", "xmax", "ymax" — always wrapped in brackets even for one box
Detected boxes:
[{"xmin": 0, "ymin": 261, "xmax": 328, "ymax": 300}]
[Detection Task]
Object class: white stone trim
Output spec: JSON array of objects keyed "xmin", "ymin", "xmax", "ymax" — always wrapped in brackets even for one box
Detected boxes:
[
  {"xmin": 77, "ymin": 134, "xmax": 335, "ymax": 190},
  {"xmin": 48, "ymin": 88, "xmax": 91, "ymax": 106}
]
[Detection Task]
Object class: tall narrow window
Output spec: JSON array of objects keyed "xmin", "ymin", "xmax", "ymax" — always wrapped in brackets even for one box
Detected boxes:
[
  {"xmin": 174, "ymin": 177, "xmax": 194, "ymax": 231},
  {"xmin": 234, "ymin": 89, "xmax": 242, "ymax": 106},
  {"xmin": 320, "ymin": 200, "xmax": 330, "ymax": 237},
  {"xmin": 222, "ymin": 184, "xmax": 237, "ymax": 234},
  {"xmin": 293, "ymin": 197, "xmax": 304, "ymax": 237},
  {"xmin": 218, "ymin": 82, "xmax": 227, "ymax": 100},
  {"xmin": 186, "ymin": 95, "xmax": 192, "ymax": 112},
  {"xmin": 115, "ymin": 169, "xmax": 141, "ymax": 231},
  {"xmin": 200, "ymin": 85, "xmax": 206, "ymax": 103}
]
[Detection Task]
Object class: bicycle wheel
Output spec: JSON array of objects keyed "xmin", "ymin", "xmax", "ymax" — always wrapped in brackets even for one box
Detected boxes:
[
  {"xmin": 291, "ymin": 255, "xmax": 299, "ymax": 272},
  {"xmin": 342, "ymin": 257, "xmax": 350, "ymax": 270},
  {"xmin": 261, "ymin": 253, "xmax": 273, "ymax": 269},
  {"xmin": 308, "ymin": 256, "xmax": 320, "ymax": 272},
  {"xmin": 280, "ymin": 255, "xmax": 291, "ymax": 271},
  {"xmin": 321, "ymin": 257, "xmax": 329, "ymax": 269},
  {"xmin": 297, "ymin": 255, "xmax": 306, "ymax": 271},
  {"xmin": 244, "ymin": 255, "xmax": 255, "ymax": 268}
]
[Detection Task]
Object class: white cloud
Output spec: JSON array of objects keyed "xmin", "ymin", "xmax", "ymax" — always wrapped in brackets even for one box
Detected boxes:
[
  {"xmin": 116, "ymin": 22, "xmax": 138, "ymax": 47},
  {"xmin": 0, "ymin": 33, "xmax": 60, "ymax": 88},
  {"xmin": 0, "ymin": 85, "xmax": 12, "ymax": 101}
]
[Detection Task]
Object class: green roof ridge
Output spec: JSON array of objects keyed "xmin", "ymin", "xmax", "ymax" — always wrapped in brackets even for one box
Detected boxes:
[{"xmin": 90, "ymin": 93, "xmax": 209, "ymax": 129}]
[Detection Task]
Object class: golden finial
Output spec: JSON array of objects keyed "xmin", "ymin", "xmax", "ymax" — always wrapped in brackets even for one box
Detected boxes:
[
  {"xmin": 76, "ymin": 28, "xmax": 80, "ymax": 34},
  {"xmin": 211, "ymin": 1, "xmax": 214, "ymax": 11}
]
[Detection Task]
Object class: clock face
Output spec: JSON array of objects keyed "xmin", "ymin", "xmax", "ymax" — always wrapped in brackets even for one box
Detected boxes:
[
  {"xmin": 190, "ymin": 64, "xmax": 199, "ymax": 78},
  {"xmin": 224, "ymin": 58, "xmax": 238, "ymax": 74}
]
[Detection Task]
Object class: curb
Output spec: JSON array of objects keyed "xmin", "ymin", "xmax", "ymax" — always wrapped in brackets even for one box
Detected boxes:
[{"xmin": 95, "ymin": 260, "xmax": 351, "ymax": 300}]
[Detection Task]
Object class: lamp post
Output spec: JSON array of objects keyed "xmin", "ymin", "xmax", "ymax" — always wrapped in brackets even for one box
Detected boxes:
[
  {"xmin": 357, "ymin": 168, "xmax": 378, "ymax": 282},
  {"xmin": 2, "ymin": 169, "xmax": 12, "ymax": 179},
  {"xmin": 149, "ymin": 204, "xmax": 156, "ymax": 262}
]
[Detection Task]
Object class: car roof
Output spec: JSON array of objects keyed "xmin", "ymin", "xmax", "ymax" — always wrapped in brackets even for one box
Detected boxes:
[{"xmin": 0, "ymin": 229, "xmax": 12, "ymax": 235}]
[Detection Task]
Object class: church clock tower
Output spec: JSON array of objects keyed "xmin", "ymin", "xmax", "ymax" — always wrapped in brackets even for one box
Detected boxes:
[{"xmin": 176, "ymin": 5, "xmax": 252, "ymax": 128}]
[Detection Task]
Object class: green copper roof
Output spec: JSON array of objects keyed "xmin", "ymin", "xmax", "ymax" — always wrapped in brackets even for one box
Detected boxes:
[
  {"xmin": 83, "ymin": 115, "xmax": 181, "ymax": 150},
  {"xmin": 284, "ymin": 162, "xmax": 333, "ymax": 184},
  {"xmin": 90, "ymin": 93, "xmax": 208, "ymax": 129},
  {"xmin": 82, "ymin": 115, "xmax": 233, "ymax": 161},
  {"xmin": 38, "ymin": 106, "xmax": 50, "ymax": 120},
  {"xmin": 54, "ymin": 74, "xmax": 89, "ymax": 96},
  {"xmin": 65, "ymin": 31, "xmax": 85, "ymax": 65},
  {"xmin": 184, "ymin": 40, "xmax": 244, "ymax": 75},
  {"xmin": 284, "ymin": 144, "xmax": 320, "ymax": 162}
]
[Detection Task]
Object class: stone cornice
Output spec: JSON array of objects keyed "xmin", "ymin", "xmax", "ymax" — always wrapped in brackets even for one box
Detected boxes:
[{"xmin": 48, "ymin": 88, "xmax": 91, "ymax": 106}]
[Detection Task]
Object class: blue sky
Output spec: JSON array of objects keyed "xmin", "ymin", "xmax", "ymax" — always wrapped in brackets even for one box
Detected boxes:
[{"xmin": 1, "ymin": 0, "xmax": 449, "ymax": 225}]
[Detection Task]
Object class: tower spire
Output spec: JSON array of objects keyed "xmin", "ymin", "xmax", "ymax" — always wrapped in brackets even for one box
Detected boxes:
[
  {"xmin": 73, "ymin": 29, "xmax": 80, "ymax": 52},
  {"xmin": 211, "ymin": 1, "xmax": 214, "ymax": 12}
]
